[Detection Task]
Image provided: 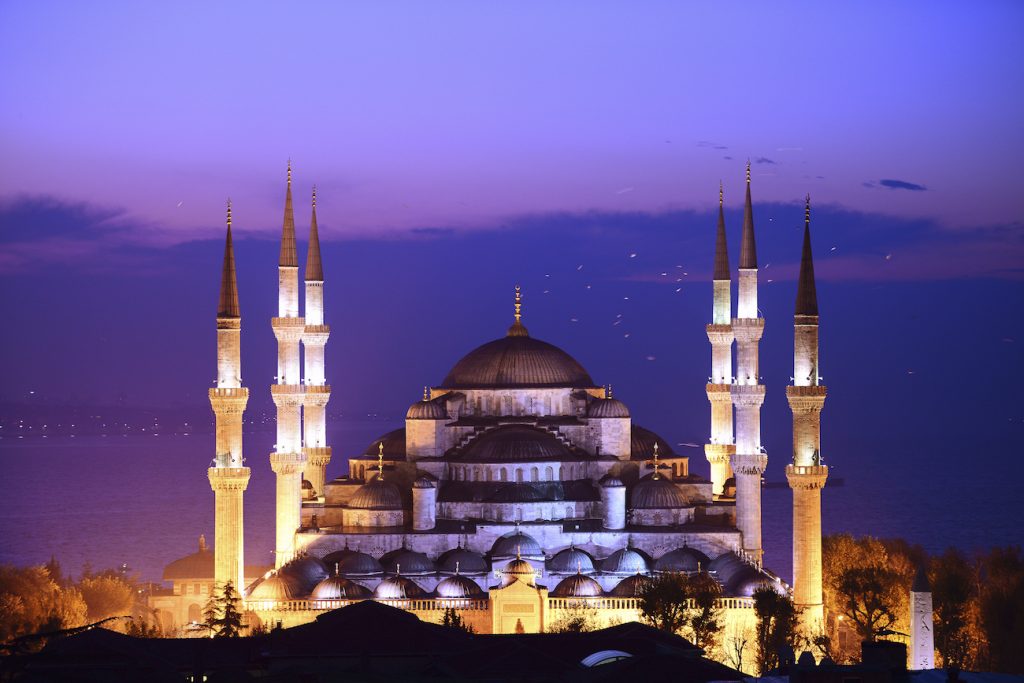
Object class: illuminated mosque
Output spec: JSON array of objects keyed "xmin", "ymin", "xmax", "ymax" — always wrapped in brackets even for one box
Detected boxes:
[{"xmin": 154, "ymin": 162, "xmax": 830, "ymax": 640}]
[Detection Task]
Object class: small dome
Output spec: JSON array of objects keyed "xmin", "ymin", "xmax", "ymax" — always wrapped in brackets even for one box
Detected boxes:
[
  {"xmin": 380, "ymin": 548, "xmax": 436, "ymax": 576},
  {"xmin": 437, "ymin": 547, "xmax": 488, "ymax": 575},
  {"xmin": 406, "ymin": 399, "xmax": 448, "ymax": 420},
  {"xmin": 249, "ymin": 573, "xmax": 303, "ymax": 601},
  {"xmin": 349, "ymin": 475, "xmax": 403, "ymax": 510},
  {"xmin": 310, "ymin": 575, "xmax": 372, "ymax": 600},
  {"xmin": 630, "ymin": 475, "xmax": 689, "ymax": 509},
  {"xmin": 278, "ymin": 555, "xmax": 329, "ymax": 594},
  {"xmin": 548, "ymin": 546, "xmax": 596, "ymax": 574},
  {"xmin": 551, "ymin": 573, "xmax": 603, "ymax": 598},
  {"xmin": 435, "ymin": 574, "xmax": 485, "ymax": 599},
  {"xmin": 491, "ymin": 530, "xmax": 543, "ymax": 557},
  {"xmin": 600, "ymin": 475, "xmax": 625, "ymax": 488},
  {"xmin": 728, "ymin": 566, "xmax": 785, "ymax": 598},
  {"xmin": 602, "ymin": 548, "xmax": 650, "ymax": 575},
  {"xmin": 336, "ymin": 550, "xmax": 383, "ymax": 577},
  {"xmin": 413, "ymin": 475, "xmax": 436, "ymax": 489},
  {"xmin": 363, "ymin": 428, "xmax": 407, "ymax": 460},
  {"xmin": 501, "ymin": 558, "xmax": 536, "ymax": 586},
  {"xmin": 460, "ymin": 425, "xmax": 573, "ymax": 462},
  {"xmin": 654, "ymin": 547, "xmax": 711, "ymax": 573},
  {"xmin": 374, "ymin": 575, "xmax": 426, "ymax": 600},
  {"xmin": 609, "ymin": 573, "xmax": 652, "ymax": 597},
  {"xmin": 630, "ymin": 425, "xmax": 676, "ymax": 460},
  {"xmin": 707, "ymin": 551, "xmax": 747, "ymax": 584},
  {"xmin": 588, "ymin": 398, "xmax": 630, "ymax": 418}
]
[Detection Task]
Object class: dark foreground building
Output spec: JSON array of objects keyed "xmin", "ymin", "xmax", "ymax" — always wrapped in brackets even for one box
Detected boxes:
[{"xmin": 9, "ymin": 600, "xmax": 744, "ymax": 682}]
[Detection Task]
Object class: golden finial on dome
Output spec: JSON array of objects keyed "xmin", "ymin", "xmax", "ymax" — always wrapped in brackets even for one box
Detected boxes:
[
  {"xmin": 507, "ymin": 285, "xmax": 529, "ymax": 337},
  {"xmin": 516, "ymin": 544, "xmax": 522, "ymax": 560},
  {"xmin": 606, "ymin": 384, "xmax": 613, "ymax": 399},
  {"xmin": 652, "ymin": 441, "xmax": 660, "ymax": 480},
  {"xmin": 377, "ymin": 442, "xmax": 384, "ymax": 480},
  {"xmin": 514, "ymin": 285, "xmax": 522, "ymax": 323},
  {"xmin": 423, "ymin": 386, "xmax": 430, "ymax": 401}
]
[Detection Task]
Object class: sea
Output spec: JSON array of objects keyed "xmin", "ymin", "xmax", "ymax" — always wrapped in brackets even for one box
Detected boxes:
[{"xmin": 1, "ymin": 426, "xmax": 1021, "ymax": 584}]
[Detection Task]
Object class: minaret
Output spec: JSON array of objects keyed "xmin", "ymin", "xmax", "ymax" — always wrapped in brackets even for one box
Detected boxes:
[
  {"xmin": 785, "ymin": 195, "xmax": 829, "ymax": 633},
  {"xmin": 705, "ymin": 183, "xmax": 735, "ymax": 497},
  {"xmin": 302, "ymin": 186, "xmax": 332, "ymax": 499},
  {"xmin": 270, "ymin": 161, "xmax": 307, "ymax": 567},
  {"xmin": 207, "ymin": 201, "xmax": 251, "ymax": 593},
  {"xmin": 909, "ymin": 565, "xmax": 935, "ymax": 670},
  {"xmin": 730, "ymin": 162, "xmax": 768, "ymax": 564}
]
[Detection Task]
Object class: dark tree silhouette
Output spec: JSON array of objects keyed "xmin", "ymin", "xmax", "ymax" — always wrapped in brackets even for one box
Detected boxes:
[{"xmin": 753, "ymin": 586, "xmax": 797, "ymax": 675}]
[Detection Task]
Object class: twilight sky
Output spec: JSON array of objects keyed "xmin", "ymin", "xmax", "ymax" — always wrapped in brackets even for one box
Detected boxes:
[{"xmin": 1, "ymin": 2, "xmax": 1024, "ymax": 560}]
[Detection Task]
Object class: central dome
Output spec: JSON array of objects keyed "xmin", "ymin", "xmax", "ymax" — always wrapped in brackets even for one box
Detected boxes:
[{"xmin": 442, "ymin": 327, "xmax": 595, "ymax": 389}]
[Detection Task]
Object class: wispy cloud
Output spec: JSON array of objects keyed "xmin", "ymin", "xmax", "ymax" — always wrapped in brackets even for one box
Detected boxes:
[
  {"xmin": 755, "ymin": 157, "xmax": 777, "ymax": 165},
  {"xmin": 868, "ymin": 179, "xmax": 928, "ymax": 192}
]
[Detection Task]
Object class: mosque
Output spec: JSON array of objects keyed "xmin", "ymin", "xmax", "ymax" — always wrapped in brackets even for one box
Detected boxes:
[{"xmin": 154, "ymin": 162, "xmax": 830, "ymax": 643}]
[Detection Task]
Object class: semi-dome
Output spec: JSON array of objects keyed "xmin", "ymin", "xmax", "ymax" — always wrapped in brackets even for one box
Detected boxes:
[
  {"xmin": 551, "ymin": 573, "xmax": 603, "ymax": 598},
  {"xmin": 441, "ymin": 326, "xmax": 595, "ymax": 389},
  {"xmin": 548, "ymin": 546, "xmax": 596, "ymax": 574},
  {"xmin": 310, "ymin": 575, "xmax": 372, "ymax": 600},
  {"xmin": 349, "ymin": 475, "xmax": 403, "ymax": 510},
  {"xmin": 435, "ymin": 574, "xmax": 485, "ymax": 599},
  {"xmin": 363, "ymin": 428, "xmax": 407, "ymax": 460},
  {"xmin": 600, "ymin": 475, "xmax": 625, "ymax": 488},
  {"xmin": 277, "ymin": 555, "xmax": 329, "ymax": 593},
  {"xmin": 491, "ymin": 530, "xmax": 543, "ymax": 558},
  {"xmin": 460, "ymin": 425, "xmax": 573, "ymax": 462},
  {"xmin": 438, "ymin": 547, "xmax": 488, "ymax": 575},
  {"xmin": 380, "ymin": 548, "xmax": 436, "ymax": 575},
  {"xmin": 249, "ymin": 573, "xmax": 304, "ymax": 601},
  {"xmin": 374, "ymin": 575, "xmax": 426, "ymax": 600},
  {"xmin": 501, "ymin": 558, "xmax": 536, "ymax": 586},
  {"xmin": 413, "ymin": 475, "xmax": 436, "ymax": 489},
  {"xmin": 654, "ymin": 547, "xmax": 711, "ymax": 573},
  {"xmin": 630, "ymin": 475, "xmax": 689, "ymax": 509},
  {"xmin": 609, "ymin": 573, "xmax": 652, "ymax": 597},
  {"xmin": 336, "ymin": 550, "xmax": 383, "ymax": 577},
  {"xmin": 406, "ymin": 398, "xmax": 448, "ymax": 420},
  {"xmin": 588, "ymin": 398, "xmax": 630, "ymax": 418},
  {"xmin": 630, "ymin": 425, "xmax": 676, "ymax": 460},
  {"xmin": 602, "ymin": 548, "xmax": 650, "ymax": 575}
]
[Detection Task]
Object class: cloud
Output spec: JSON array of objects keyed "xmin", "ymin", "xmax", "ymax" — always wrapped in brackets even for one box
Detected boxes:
[
  {"xmin": 877, "ymin": 179, "xmax": 928, "ymax": 192},
  {"xmin": 697, "ymin": 140, "xmax": 729, "ymax": 150},
  {"xmin": 754, "ymin": 157, "xmax": 776, "ymax": 165}
]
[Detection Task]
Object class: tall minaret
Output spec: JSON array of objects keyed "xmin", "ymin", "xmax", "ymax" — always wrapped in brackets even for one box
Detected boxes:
[
  {"xmin": 909, "ymin": 565, "xmax": 935, "ymax": 670},
  {"xmin": 270, "ymin": 161, "xmax": 307, "ymax": 567},
  {"xmin": 302, "ymin": 186, "xmax": 331, "ymax": 499},
  {"xmin": 705, "ymin": 183, "xmax": 735, "ymax": 497},
  {"xmin": 786, "ymin": 196, "xmax": 829, "ymax": 632},
  {"xmin": 730, "ymin": 162, "xmax": 768, "ymax": 564},
  {"xmin": 207, "ymin": 201, "xmax": 251, "ymax": 593}
]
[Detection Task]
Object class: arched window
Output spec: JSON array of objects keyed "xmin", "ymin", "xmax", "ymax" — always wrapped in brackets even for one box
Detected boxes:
[
  {"xmin": 581, "ymin": 650, "xmax": 633, "ymax": 667},
  {"xmin": 500, "ymin": 468, "xmax": 508, "ymax": 482},
  {"xmin": 187, "ymin": 603, "xmax": 201, "ymax": 623},
  {"xmin": 544, "ymin": 466, "xmax": 553, "ymax": 481},
  {"xmin": 516, "ymin": 468, "xmax": 524, "ymax": 483},
  {"xmin": 530, "ymin": 467, "xmax": 539, "ymax": 482}
]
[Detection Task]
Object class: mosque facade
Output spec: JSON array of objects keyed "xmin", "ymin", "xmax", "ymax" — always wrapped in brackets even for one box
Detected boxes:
[{"xmin": 158, "ymin": 162, "xmax": 829, "ymax": 643}]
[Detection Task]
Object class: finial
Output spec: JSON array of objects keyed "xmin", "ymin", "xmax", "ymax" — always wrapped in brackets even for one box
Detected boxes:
[
  {"xmin": 226, "ymin": 199, "xmax": 232, "ymax": 230},
  {"xmin": 652, "ymin": 441, "xmax": 660, "ymax": 480},
  {"xmin": 199, "ymin": 534, "xmax": 207, "ymax": 552},
  {"xmin": 396, "ymin": 563, "xmax": 401, "ymax": 576},
  {"xmin": 514, "ymin": 285, "xmax": 522, "ymax": 323},
  {"xmin": 607, "ymin": 384, "xmax": 613, "ymax": 399},
  {"xmin": 423, "ymin": 386, "xmax": 430, "ymax": 401},
  {"xmin": 335, "ymin": 562, "xmax": 340, "ymax": 576},
  {"xmin": 805, "ymin": 193, "xmax": 811, "ymax": 227},
  {"xmin": 516, "ymin": 544, "xmax": 522, "ymax": 560},
  {"xmin": 455, "ymin": 560, "xmax": 461, "ymax": 576},
  {"xmin": 577, "ymin": 559, "xmax": 583, "ymax": 575},
  {"xmin": 312, "ymin": 185, "xmax": 317, "ymax": 209},
  {"xmin": 719, "ymin": 181, "xmax": 723, "ymax": 207},
  {"xmin": 287, "ymin": 159, "xmax": 292, "ymax": 186},
  {"xmin": 746, "ymin": 159, "xmax": 751, "ymax": 184},
  {"xmin": 377, "ymin": 442, "xmax": 384, "ymax": 480}
]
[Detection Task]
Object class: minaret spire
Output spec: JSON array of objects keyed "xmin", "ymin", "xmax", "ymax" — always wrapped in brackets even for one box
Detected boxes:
[
  {"xmin": 305, "ymin": 186, "xmax": 324, "ymax": 282},
  {"xmin": 218, "ymin": 200, "xmax": 240, "ymax": 319},
  {"xmin": 786, "ymin": 196, "xmax": 828, "ymax": 633},
  {"xmin": 706, "ymin": 184, "xmax": 736, "ymax": 497},
  {"xmin": 740, "ymin": 161, "xmax": 757, "ymax": 270},
  {"xmin": 280, "ymin": 160, "xmax": 298, "ymax": 268}
]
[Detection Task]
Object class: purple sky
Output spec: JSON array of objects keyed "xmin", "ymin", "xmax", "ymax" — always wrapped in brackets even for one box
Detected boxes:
[{"xmin": 1, "ymin": 2, "xmax": 1022, "ymax": 247}]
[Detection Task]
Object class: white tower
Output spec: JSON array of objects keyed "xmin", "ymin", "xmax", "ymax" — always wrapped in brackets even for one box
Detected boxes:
[
  {"xmin": 910, "ymin": 566, "xmax": 936, "ymax": 670},
  {"xmin": 302, "ymin": 186, "xmax": 331, "ymax": 499},
  {"xmin": 705, "ymin": 183, "xmax": 735, "ymax": 497},
  {"xmin": 270, "ymin": 162, "xmax": 307, "ymax": 567},
  {"xmin": 730, "ymin": 162, "xmax": 767, "ymax": 564},
  {"xmin": 785, "ymin": 196, "xmax": 829, "ymax": 633},
  {"xmin": 207, "ymin": 202, "xmax": 251, "ymax": 593}
]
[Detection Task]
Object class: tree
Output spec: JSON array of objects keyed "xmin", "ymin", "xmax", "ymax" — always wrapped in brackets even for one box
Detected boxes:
[
  {"xmin": 441, "ymin": 607, "xmax": 474, "ymax": 633},
  {"xmin": 77, "ymin": 574, "xmax": 134, "ymax": 623},
  {"xmin": 688, "ymin": 571, "xmax": 723, "ymax": 652},
  {"xmin": 836, "ymin": 566, "xmax": 902, "ymax": 642},
  {"xmin": 753, "ymin": 586, "xmax": 798, "ymax": 675},
  {"xmin": 977, "ymin": 547, "xmax": 1024, "ymax": 674},
  {"xmin": 723, "ymin": 622, "xmax": 753, "ymax": 674},
  {"xmin": 125, "ymin": 609, "xmax": 163, "ymax": 638},
  {"xmin": 547, "ymin": 604, "xmax": 599, "ymax": 633},
  {"xmin": 0, "ymin": 565, "xmax": 88, "ymax": 647},
  {"xmin": 202, "ymin": 592, "xmax": 220, "ymax": 636},
  {"xmin": 213, "ymin": 581, "xmax": 244, "ymax": 638},
  {"xmin": 638, "ymin": 572, "xmax": 689, "ymax": 634},
  {"xmin": 931, "ymin": 549, "xmax": 974, "ymax": 670}
]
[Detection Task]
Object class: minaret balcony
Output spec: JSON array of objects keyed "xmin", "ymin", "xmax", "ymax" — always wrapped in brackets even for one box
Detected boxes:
[
  {"xmin": 303, "ymin": 325, "xmax": 330, "ymax": 344},
  {"xmin": 785, "ymin": 464, "xmax": 828, "ymax": 489},
  {"xmin": 731, "ymin": 318, "xmax": 765, "ymax": 342},
  {"xmin": 706, "ymin": 384, "xmax": 733, "ymax": 400},
  {"xmin": 730, "ymin": 384, "xmax": 765, "ymax": 407},
  {"xmin": 786, "ymin": 385, "xmax": 827, "ymax": 413},
  {"xmin": 207, "ymin": 466, "xmax": 251, "ymax": 490},
  {"xmin": 209, "ymin": 387, "xmax": 249, "ymax": 399},
  {"xmin": 705, "ymin": 324, "xmax": 734, "ymax": 345},
  {"xmin": 271, "ymin": 317, "xmax": 306, "ymax": 341}
]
